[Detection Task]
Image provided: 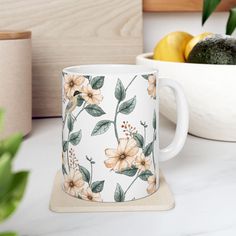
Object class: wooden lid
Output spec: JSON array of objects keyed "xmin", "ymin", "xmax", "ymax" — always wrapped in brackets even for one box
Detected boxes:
[{"xmin": 0, "ymin": 31, "xmax": 31, "ymax": 40}]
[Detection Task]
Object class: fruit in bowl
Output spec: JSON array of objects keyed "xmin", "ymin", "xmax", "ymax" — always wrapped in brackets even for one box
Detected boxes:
[
  {"xmin": 154, "ymin": 31, "xmax": 236, "ymax": 64},
  {"xmin": 187, "ymin": 34, "xmax": 236, "ymax": 64},
  {"xmin": 153, "ymin": 31, "xmax": 193, "ymax": 62},
  {"xmin": 136, "ymin": 31, "xmax": 236, "ymax": 141}
]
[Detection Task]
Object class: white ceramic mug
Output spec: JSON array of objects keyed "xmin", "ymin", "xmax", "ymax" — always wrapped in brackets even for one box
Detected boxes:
[{"xmin": 61, "ymin": 65, "xmax": 188, "ymax": 203}]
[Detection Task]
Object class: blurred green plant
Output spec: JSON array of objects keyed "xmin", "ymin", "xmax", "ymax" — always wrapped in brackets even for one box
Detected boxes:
[
  {"xmin": 202, "ymin": 0, "xmax": 236, "ymax": 35},
  {"xmin": 0, "ymin": 109, "xmax": 29, "ymax": 236},
  {"xmin": 0, "ymin": 232, "xmax": 17, "ymax": 236}
]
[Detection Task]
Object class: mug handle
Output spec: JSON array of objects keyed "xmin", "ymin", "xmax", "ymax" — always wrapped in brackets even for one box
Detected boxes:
[{"xmin": 158, "ymin": 78, "xmax": 189, "ymax": 162}]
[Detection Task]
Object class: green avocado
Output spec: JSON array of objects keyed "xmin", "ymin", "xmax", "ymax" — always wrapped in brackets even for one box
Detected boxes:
[{"xmin": 187, "ymin": 34, "xmax": 236, "ymax": 65}]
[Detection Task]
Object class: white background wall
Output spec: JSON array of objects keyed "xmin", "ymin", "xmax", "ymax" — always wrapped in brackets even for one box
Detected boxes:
[{"xmin": 143, "ymin": 12, "xmax": 236, "ymax": 52}]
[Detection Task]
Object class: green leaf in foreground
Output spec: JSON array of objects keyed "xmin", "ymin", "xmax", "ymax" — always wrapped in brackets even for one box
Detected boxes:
[
  {"xmin": 202, "ymin": 0, "xmax": 221, "ymax": 25},
  {"xmin": 0, "ymin": 232, "xmax": 18, "ymax": 236},
  {"xmin": 226, "ymin": 7, "xmax": 236, "ymax": 35},
  {"xmin": 0, "ymin": 154, "xmax": 12, "ymax": 199},
  {"xmin": 114, "ymin": 183, "xmax": 125, "ymax": 202},
  {"xmin": 0, "ymin": 171, "xmax": 29, "ymax": 222},
  {"xmin": 91, "ymin": 120, "xmax": 112, "ymax": 136},
  {"xmin": 91, "ymin": 180, "xmax": 105, "ymax": 193},
  {"xmin": 0, "ymin": 133, "xmax": 22, "ymax": 159}
]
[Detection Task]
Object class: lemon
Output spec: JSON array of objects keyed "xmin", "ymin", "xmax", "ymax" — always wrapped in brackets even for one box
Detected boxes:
[
  {"xmin": 185, "ymin": 32, "xmax": 213, "ymax": 60},
  {"xmin": 153, "ymin": 31, "xmax": 193, "ymax": 62}
]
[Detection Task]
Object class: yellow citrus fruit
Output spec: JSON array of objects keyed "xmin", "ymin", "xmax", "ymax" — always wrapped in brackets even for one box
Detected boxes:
[
  {"xmin": 153, "ymin": 31, "xmax": 193, "ymax": 62},
  {"xmin": 185, "ymin": 32, "xmax": 213, "ymax": 60}
]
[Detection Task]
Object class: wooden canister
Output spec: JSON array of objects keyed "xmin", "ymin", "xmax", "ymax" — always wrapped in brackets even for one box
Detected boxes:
[{"xmin": 0, "ymin": 31, "xmax": 32, "ymax": 138}]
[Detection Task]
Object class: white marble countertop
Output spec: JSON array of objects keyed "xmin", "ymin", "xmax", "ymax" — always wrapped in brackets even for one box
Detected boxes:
[{"xmin": 1, "ymin": 116, "xmax": 236, "ymax": 236}]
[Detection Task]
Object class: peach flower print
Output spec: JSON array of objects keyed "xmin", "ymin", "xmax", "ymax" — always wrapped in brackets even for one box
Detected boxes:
[
  {"xmin": 147, "ymin": 75, "xmax": 156, "ymax": 99},
  {"xmin": 81, "ymin": 187, "xmax": 102, "ymax": 202},
  {"xmin": 64, "ymin": 74, "xmax": 86, "ymax": 98},
  {"xmin": 135, "ymin": 153, "xmax": 151, "ymax": 172},
  {"xmin": 146, "ymin": 175, "xmax": 156, "ymax": 194},
  {"xmin": 104, "ymin": 138, "xmax": 139, "ymax": 172},
  {"xmin": 81, "ymin": 84, "xmax": 103, "ymax": 105},
  {"xmin": 64, "ymin": 169, "xmax": 84, "ymax": 197}
]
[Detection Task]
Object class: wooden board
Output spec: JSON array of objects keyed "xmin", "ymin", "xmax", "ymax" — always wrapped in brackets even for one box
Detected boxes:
[
  {"xmin": 0, "ymin": 0, "xmax": 143, "ymax": 117},
  {"xmin": 49, "ymin": 171, "xmax": 175, "ymax": 212},
  {"xmin": 143, "ymin": 0, "xmax": 236, "ymax": 12}
]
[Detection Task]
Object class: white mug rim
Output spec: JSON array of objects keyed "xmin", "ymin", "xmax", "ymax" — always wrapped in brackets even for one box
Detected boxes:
[{"xmin": 63, "ymin": 64, "xmax": 158, "ymax": 76}]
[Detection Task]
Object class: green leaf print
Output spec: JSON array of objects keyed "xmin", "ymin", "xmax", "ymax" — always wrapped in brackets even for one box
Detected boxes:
[
  {"xmin": 118, "ymin": 96, "xmax": 136, "ymax": 115},
  {"xmin": 79, "ymin": 165, "xmax": 90, "ymax": 183},
  {"xmin": 85, "ymin": 104, "xmax": 105, "ymax": 117},
  {"xmin": 67, "ymin": 114, "xmax": 73, "ymax": 132},
  {"xmin": 91, "ymin": 120, "xmax": 112, "ymax": 136},
  {"xmin": 143, "ymin": 142, "xmax": 153, "ymax": 157},
  {"xmin": 115, "ymin": 78, "xmax": 126, "ymax": 101},
  {"xmin": 83, "ymin": 75, "xmax": 91, "ymax": 80},
  {"xmin": 90, "ymin": 76, "xmax": 105, "ymax": 89},
  {"xmin": 153, "ymin": 110, "xmax": 156, "ymax": 130},
  {"xmin": 116, "ymin": 166, "xmax": 138, "ymax": 177},
  {"xmin": 141, "ymin": 74, "xmax": 149, "ymax": 80},
  {"xmin": 114, "ymin": 183, "xmax": 125, "ymax": 202},
  {"xmin": 91, "ymin": 180, "xmax": 105, "ymax": 193},
  {"xmin": 63, "ymin": 141, "xmax": 69, "ymax": 152},
  {"xmin": 139, "ymin": 170, "xmax": 153, "ymax": 181},
  {"xmin": 133, "ymin": 133, "xmax": 144, "ymax": 148},
  {"xmin": 69, "ymin": 130, "xmax": 82, "ymax": 145},
  {"xmin": 62, "ymin": 163, "xmax": 67, "ymax": 175},
  {"xmin": 77, "ymin": 95, "xmax": 84, "ymax": 107}
]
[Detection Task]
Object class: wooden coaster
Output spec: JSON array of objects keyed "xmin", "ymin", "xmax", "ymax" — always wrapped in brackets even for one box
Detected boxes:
[{"xmin": 49, "ymin": 171, "xmax": 175, "ymax": 212}]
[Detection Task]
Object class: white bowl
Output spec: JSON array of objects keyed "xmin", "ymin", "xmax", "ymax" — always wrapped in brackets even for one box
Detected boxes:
[{"xmin": 136, "ymin": 53, "xmax": 236, "ymax": 141}]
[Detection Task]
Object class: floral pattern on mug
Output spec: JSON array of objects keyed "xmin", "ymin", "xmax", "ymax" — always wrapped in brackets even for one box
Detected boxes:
[
  {"xmin": 104, "ymin": 138, "xmax": 139, "ymax": 171},
  {"xmin": 62, "ymin": 75, "xmax": 106, "ymax": 169},
  {"xmin": 62, "ymin": 152, "xmax": 105, "ymax": 202},
  {"xmin": 109, "ymin": 118, "xmax": 157, "ymax": 201},
  {"xmin": 147, "ymin": 175, "xmax": 157, "ymax": 194},
  {"xmin": 64, "ymin": 74, "xmax": 87, "ymax": 98},
  {"xmin": 90, "ymin": 76, "xmax": 158, "ymax": 201},
  {"xmin": 62, "ymin": 72, "xmax": 158, "ymax": 202},
  {"xmin": 62, "ymin": 75, "xmax": 106, "ymax": 201},
  {"xmin": 121, "ymin": 121, "xmax": 137, "ymax": 138},
  {"xmin": 141, "ymin": 74, "xmax": 157, "ymax": 99},
  {"xmin": 80, "ymin": 84, "xmax": 103, "ymax": 105},
  {"xmin": 63, "ymin": 169, "xmax": 84, "ymax": 197},
  {"xmin": 81, "ymin": 187, "xmax": 102, "ymax": 202},
  {"xmin": 147, "ymin": 74, "xmax": 156, "ymax": 99},
  {"xmin": 135, "ymin": 153, "xmax": 151, "ymax": 172}
]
